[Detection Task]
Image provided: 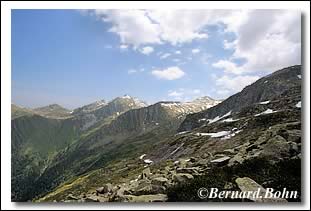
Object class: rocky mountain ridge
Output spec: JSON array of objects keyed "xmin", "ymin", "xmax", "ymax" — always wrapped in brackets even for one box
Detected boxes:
[{"xmin": 11, "ymin": 65, "xmax": 302, "ymax": 203}]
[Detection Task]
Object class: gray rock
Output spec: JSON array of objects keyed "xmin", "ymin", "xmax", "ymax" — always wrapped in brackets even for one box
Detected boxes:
[
  {"xmin": 176, "ymin": 167, "xmax": 200, "ymax": 174},
  {"xmin": 235, "ymin": 177, "xmax": 287, "ymax": 202},
  {"xmin": 83, "ymin": 195, "xmax": 100, "ymax": 202},
  {"xmin": 196, "ymin": 159, "xmax": 209, "ymax": 167},
  {"xmin": 172, "ymin": 173, "xmax": 194, "ymax": 183},
  {"xmin": 66, "ymin": 194, "xmax": 78, "ymax": 200},
  {"xmin": 125, "ymin": 194, "xmax": 168, "ymax": 202},
  {"xmin": 96, "ymin": 183, "xmax": 113, "ymax": 194},
  {"xmin": 228, "ymin": 153, "xmax": 244, "ymax": 166},
  {"xmin": 210, "ymin": 156, "xmax": 231, "ymax": 165},
  {"xmin": 151, "ymin": 177, "xmax": 169, "ymax": 186},
  {"xmin": 223, "ymin": 149, "xmax": 236, "ymax": 155},
  {"xmin": 141, "ymin": 167, "xmax": 151, "ymax": 179},
  {"xmin": 258, "ymin": 135, "xmax": 291, "ymax": 162}
]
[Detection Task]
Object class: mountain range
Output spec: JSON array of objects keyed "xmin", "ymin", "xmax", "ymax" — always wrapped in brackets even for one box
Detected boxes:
[{"xmin": 11, "ymin": 65, "xmax": 302, "ymax": 202}]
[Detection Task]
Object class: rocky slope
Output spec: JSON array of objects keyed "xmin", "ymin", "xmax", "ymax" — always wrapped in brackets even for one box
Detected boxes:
[
  {"xmin": 11, "ymin": 104, "xmax": 34, "ymax": 119},
  {"xmin": 33, "ymin": 104, "xmax": 72, "ymax": 119},
  {"xmin": 19, "ymin": 96, "xmax": 219, "ymax": 201},
  {"xmin": 12, "ymin": 94, "xmax": 219, "ymax": 202},
  {"xmin": 35, "ymin": 65, "xmax": 301, "ymax": 203},
  {"xmin": 71, "ymin": 95, "xmax": 148, "ymax": 131},
  {"xmin": 179, "ymin": 65, "xmax": 301, "ymax": 131}
]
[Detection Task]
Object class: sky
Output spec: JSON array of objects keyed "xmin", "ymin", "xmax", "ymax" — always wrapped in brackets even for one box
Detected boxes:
[{"xmin": 11, "ymin": 9, "xmax": 301, "ymax": 109}]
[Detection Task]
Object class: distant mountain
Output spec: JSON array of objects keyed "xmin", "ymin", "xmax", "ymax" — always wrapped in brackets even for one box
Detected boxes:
[
  {"xmin": 178, "ymin": 65, "xmax": 302, "ymax": 132},
  {"xmin": 13, "ymin": 95, "xmax": 219, "ymax": 201},
  {"xmin": 102, "ymin": 96, "xmax": 220, "ymax": 135},
  {"xmin": 72, "ymin": 100, "xmax": 107, "ymax": 114},
  {"xmin": 33, "ymin": 104, "xmax": 71, "ymax": 119},
  {"xmin": 11, "ymin": 104, "xmax": 34, "ymax": 119},
  {"xmin": 34, "ymin": 65, "xmax": 301, "ymax": 203},
  {"xmin": 72, "ymin": 95, "xmax": 148, "ymax": 131},
  {"xmin": 11, "ymin": 66, "xmax": 302, "ymax": 203}
]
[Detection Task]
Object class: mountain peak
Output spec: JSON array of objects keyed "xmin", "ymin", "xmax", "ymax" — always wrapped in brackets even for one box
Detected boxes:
[
  {"xmin": 111, "ymin": 95, "xmax": 148, "ymax": 108},
  {"xmin": 120, "ymin": 94, "xmax": 132, "ymax": 99},
  {"xmin": 33, "ymin": 104, "xmax": 71, "ymax": 118},
  {"xmin": 192, "ymin": 96, "xmax": 216, "ymax": 103}
]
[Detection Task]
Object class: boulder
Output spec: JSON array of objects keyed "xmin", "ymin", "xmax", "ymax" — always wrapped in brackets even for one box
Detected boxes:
[
  {"xmin": 176, "ymin": 167, "xmax": 200, "ymax": 174},
  {"xmin": 66, "ymin": 194, "xmax": 78, "ymax": 201},
  {"xmin": 125, "ymin": 194, "xmax": 168, "ymax": 202},
  {"xmin": 235, "ymin": 177, "xmax": 287, "ymax": 202},
  {"xmin": 172, "ymin": 173, "xmax": 194, "ymax": 183},
  {"xmin": 223, "ymin": 148, "xmax": 236, "ymax": 155},
  {"xmin": 228, "ymin": 153, "xmax": 244, "ymax": 166},
  {"xmin": 83, "ymin": 195, "xmax": 100, "ymax": 202},
  {"xmin": 210, "ymin": 156, "xmax": 231, "ymax": 166},
  {"xmin": 258, "ymin": 135, "xmax": 291, "ymax": 162},
  {"xmin": 177, "ymin": 158, "xmax": 189, "ymax": 168},
  {"xmin": 96, "ymin": 183, "xmax": 113, "ymax": 194},
  {"xmin": 151, "ymin": 177, "xmax": 169, "ymax": 186},
  {"xmin": 196, "ymin": 159, "xmax": 209, "ymax": 167},
  {"xmin": 141, "ymin": 167, "xmax": 151, "ymax": 179}
]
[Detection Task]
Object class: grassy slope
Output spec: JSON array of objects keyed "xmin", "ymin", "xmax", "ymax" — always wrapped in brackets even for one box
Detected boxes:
[{"xmin": 11, "ymin": 115, "xmax": 80, "ymax": 201}]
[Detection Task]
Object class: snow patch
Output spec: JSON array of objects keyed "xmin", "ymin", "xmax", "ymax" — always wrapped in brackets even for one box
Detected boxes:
[
  {"xmin": 297, "ymin": 75, "xmax": 301, "ymax": 79},
  {"xmin": 222, "ymin": 118, "xmax": 240, "ymax": 123},
  {"xmin": 296, "ymin": 101, "xmax": 301, "ymax": 108},
  {"xmin": 121, "ymin": 95, "xmax": 132, "ymax": 99},
  {"xmin": 210, "ymin": 156, "xmax": 230, "ymax": 163},
  {"xmin": 176, "ymin": 131, "xmax": 189, "ymax": 135},
  {"xmin": 221, "ymin": 130, "xmax": 243, "ymax": 140},
  {"xmin": 198, "ymin": 118, "xmax": 207, "ymax": 122},
  {"xmin": 196, "ymin": 131, "xmax": 231, "ymax": 138},
  {"xmin": 207, "ymin": 110, "xmax": 232, "ymax": 124},
  {"xmin": 144, "ymin": 159, "xmax": 153, "ymax": 164},
  {"xmin": 264, "ymin": 80, "xmax": 268, "ymax": 83},
  {"xmin": 254, "ymin": 109, "xmax": 276, "ymax": 116},
  {"xmin": 259, "ymin": 100, "xmax": 270, "ymax": 105},
  {"xmin": 139, "ymin": 154, "xmax": 146, "ymax": 160}
]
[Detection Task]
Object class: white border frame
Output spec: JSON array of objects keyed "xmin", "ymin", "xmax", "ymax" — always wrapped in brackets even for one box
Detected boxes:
[{"xmin": 1, "ymin": 1, "xmax": 310, "ymax": 210}]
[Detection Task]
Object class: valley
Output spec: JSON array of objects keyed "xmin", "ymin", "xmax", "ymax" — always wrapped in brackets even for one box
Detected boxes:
[{"xmin": 11, "ymin": 65, "xmax": 302, "ymax": 202}]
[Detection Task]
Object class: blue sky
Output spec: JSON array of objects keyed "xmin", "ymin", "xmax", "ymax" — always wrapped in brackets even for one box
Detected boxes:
[{"xmin": 12, "ymin": 9, "xmax": 301, "ymax": 109}]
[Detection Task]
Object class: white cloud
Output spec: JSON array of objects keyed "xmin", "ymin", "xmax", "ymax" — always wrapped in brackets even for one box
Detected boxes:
[
  {"xmin": 172, "ymin": 58, "xmax": 180, "ymax": 63},
  {"xmin": 139, "ymin": 46, "xmax": 154, "ymax": 55},
  {"xmin": 128, "ymin": 69, "xmax": 137, "ymax": 74},
  {"xmin": 94, "ymin": 10, "xmax": 161, "ymax": 47},
  {"xmin": 168, "ymin": 91, "xmax": 184, "ymax": 97},
  {"xmin": 160, "ymin": 53, "xmax": 171, "ymax": 59},
  {"xmin": 175, "ymin": 50, "xmax": 181, "ymax": 54},
  {"xmin": 215, "ymin": 74, "xmax": 260, "ymax": 95},
  {"xmin": 212, "ymin": 60, "xmax": 242, "ymax": 75},
  {"xmin": 86, "ymin": 10, "xmax": 300, "ymax": 74},
  {"xmin": 151, "ymin": 66, "xmax": 185, "ymax": 80},
  {"xmin": 214, "ymin": 10, "xmax": 301, "ymax": 74},
  {"xmin": 223, "ymin": 39, "xmax": 237, "ymax": 49},
  {"xmin": 192, "ymin": 48, "xmax": 200, "ymax": 54},
  {"xmin": 88, "ymin": 10, "xmax": 232, "ymax": 47},
  {"xmin": 167, "ymin": 88, "xmax": 204, "ymax": 101},
  {"xmin": 120, "ymin": 44, "xmax": 128, "ymax": 50}
]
